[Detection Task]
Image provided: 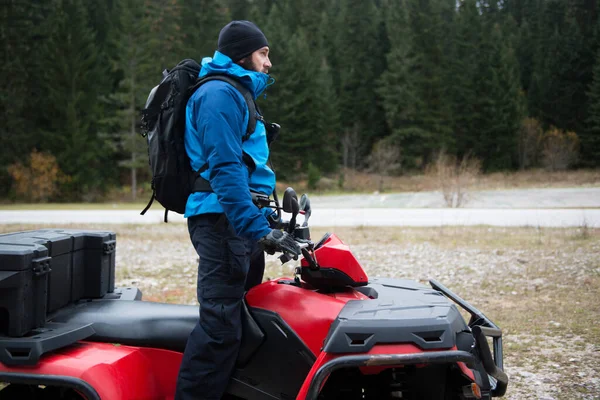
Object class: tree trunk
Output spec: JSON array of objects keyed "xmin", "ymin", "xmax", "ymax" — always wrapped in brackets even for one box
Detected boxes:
[{"xmin": 130, "ymin": 69, "xmax": 137, "ymax": 201}]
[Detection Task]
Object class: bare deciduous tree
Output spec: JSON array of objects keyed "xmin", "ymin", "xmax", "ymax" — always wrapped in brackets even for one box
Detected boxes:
[
  {"xmin": 341, "ymin": 123, "xmax": 361, "ymax": 171},
  {"xmin": 427, "ymin": 150, "xmax": 481, "ymax": 208},
  {"xmin": 367, "ymin": 140, "xmax": 402, "ymax": 192},
  {"xmin": 518, "ymin": 118, "xmax": 543, "ymax": 169},
  {"xmin": 541, "ymin": 128, "xmax": 580, "ymax": 171}
]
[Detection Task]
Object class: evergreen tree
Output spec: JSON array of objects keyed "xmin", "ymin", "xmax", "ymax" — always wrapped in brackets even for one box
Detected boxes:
[
  {"xmin": 546, "ymin": 6, "xmax": 588, "ymax": 133},
  {"xmin": 317, "ymin": 0, "xmax": 343, "ymax": 96},
  {"xmin": 180, "ymin": 0, "xmax": 230, "ymax": 60},
  {"xmin": 104, "ymin": 0, "xmax": 155, "ymax": 200},
  {"xmin": 86, "ymin": 0, "xmax": 121, "ymax": 188},
  {"xmin": 334, "ymin": 0, "xmax": 387, "ymax": 161},
  {"xmin": 448, "ymin": 0, "xmax": 482, "ymax": 157},
  {"xmin": 260, "ymin": 2, "xmax": 292, "ymax": 122},
  {"xmin": 377, "ymin": 0, "xmax": 424, "ymax": 166},
  {"xmin": 145, "ymin": 0, "xmax": 186, "ymax": 70},
  {"xmin": 226, "ymin": 0, "xmax": 251, "ymax": 20},
  {"xmin": 529, "ymin": 1, "xmax": 588, "ymax": 132},
  {"xmin": 259, "ymin": 3, "xmax": 338, "ymax": 177},
  {"xmin": 0, "ymin": 1, "xmax": 56, "ymax": 193},
  {"xmin": 274, "ymin": 30, "xmax": 329, "ymax": 175},
  {"xmin": 501, "ymin": 0, "xmax": 527, "ymax": 25},
  {"xmin": 516, "ymin": 20, "xmax": 535, "ymax": 93},
  {"xmin": 248, "ymin": 0, "xmax": 277, "ymax": 27},
  {"xmin": 313, "ymin": 10, "xmax": 342, "ymax": 173},
  {"xmin": 508, "ymin": 0, "xmax": 543, "ymax": 94},
  {"xmin": 313, "ymin": 57, "xmax": 342, "ymax": 173},
  {"xmin": 37, "ymin": 0, "xmax": 110, "ymax": 199},
  {"xmin": 583, "ymin": 46, "xmax": 600, "ymax": 166},
  {"xmin": 404, "ymin": 0, "xmax": 454, "ymax": 165},
  {"xmin": 475, "ymin": 22, "xmax": 525, "ymax": 170},
  {"xmin": 277, "ymin": 0, "xmax": 333, "ymax": 49}
]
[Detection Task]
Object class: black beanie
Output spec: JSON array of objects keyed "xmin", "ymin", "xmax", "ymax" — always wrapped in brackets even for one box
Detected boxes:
[{"xmin": 218, "ymin": 20, "xmax": 269, "ymax": 62}]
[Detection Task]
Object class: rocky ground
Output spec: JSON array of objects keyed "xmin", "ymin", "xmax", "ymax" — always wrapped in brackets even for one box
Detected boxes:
[{"xmin": 1, "ymin": 223, "xmax": 599, "ymax": 399}]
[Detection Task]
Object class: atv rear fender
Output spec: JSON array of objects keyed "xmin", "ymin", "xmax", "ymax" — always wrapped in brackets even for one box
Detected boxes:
[{"xmin": 0, "ymin": 342, "xmax": 182, "ymax": 399}]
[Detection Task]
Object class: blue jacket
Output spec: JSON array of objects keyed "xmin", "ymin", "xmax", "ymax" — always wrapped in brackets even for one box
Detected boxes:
[{"xmin": 184, "ymin": 51, "xmax": 275, "ymax": 241}]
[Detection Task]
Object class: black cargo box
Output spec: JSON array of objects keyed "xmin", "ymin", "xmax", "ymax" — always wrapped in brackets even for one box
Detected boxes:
[
  {"xmin": 0, "ymin": 242, "xmax": 50, "ymax": 337},
  {"xmin": 0, "ymin": 229, "xmax": 116, "ymax": 337},
  {"xmin": 59, "ymin": 229, "xmax": 117, "ymax": 299}
]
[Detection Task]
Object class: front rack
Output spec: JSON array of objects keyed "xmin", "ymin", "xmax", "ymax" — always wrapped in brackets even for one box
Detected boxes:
[
  {"xmin": 430, "ymin": 279, "xmax": 508, "ymax": 397},
  {"xmin": 305, "ymin": 350, "xmax": 477, "ymax": 400}
]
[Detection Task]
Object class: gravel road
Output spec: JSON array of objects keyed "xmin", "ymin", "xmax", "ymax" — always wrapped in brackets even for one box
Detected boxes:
[
  {"xmin": 1, "ymin": 208, "xmax": 599, "ymax": 227},
  {"xmin": 2, "ymin": 188, "xmax": 598, "ymax": 227},
  {"xmin": 309, "ymin": 187, "xmax": 600, "ymax": 209}
]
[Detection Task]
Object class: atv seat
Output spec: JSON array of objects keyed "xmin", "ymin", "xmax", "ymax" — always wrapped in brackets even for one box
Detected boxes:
[{"xmin": 50, "ymin": 299, "xmax": 264, "ymax": 365}]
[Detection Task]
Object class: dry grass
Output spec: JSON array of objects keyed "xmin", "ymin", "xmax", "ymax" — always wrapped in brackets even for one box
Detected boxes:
[
  {"xmin": 279, "ymin": 168, "xmax": 600, "ymax": 194},
  {"xmin": 1, "ymin": 223, "xmax": 599, "ymax": 399},
  {"xmin": 1, "ymin": 169, "xmax": 599, "ymax": 210}
]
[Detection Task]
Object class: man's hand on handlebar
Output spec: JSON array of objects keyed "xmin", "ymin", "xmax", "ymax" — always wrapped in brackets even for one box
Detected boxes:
[{"xmin": 258, "ymin": 229, "xmax": 301, "ymax": 259}]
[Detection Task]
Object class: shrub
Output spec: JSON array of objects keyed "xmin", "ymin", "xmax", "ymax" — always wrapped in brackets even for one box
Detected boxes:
[
  {"xmin": 7, "ymin": 149, "xmax": 70, "ymax": 202},
  {"xmin": 367, "ymin": 139, "xmax": 402, "ymax": 192},
  {"xmin": 307, "ymin": 162, "xmax": 321, "ymax": 190},
  {"xmin": 426, "ymin": 150, "xmax": 481, "ymax": 208},
  {"xmin": 337, "ymin": 170, "xmax": 345, "ymax": 190},
  {"xmin": 541, "ymin": 128, "xmax": 580, "ymax": 171}
]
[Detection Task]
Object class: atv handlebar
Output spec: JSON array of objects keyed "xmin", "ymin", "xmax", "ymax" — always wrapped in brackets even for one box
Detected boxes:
[{"xmin": 278, "ymin": 239, "xmax": 315, "ymax": 266}]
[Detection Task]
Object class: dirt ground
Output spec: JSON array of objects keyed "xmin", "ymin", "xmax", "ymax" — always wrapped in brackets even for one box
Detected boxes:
[{"xmin": 1, "ymin": 223, "xmax": 599, "ymax": 399}]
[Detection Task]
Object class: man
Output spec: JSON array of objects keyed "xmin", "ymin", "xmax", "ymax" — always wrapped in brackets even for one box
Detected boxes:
[{"xmin": 175, "ymin": 21, "xmax": 301, "ymax": 400}]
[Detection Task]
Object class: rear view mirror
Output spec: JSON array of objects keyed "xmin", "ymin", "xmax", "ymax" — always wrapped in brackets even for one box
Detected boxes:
[
  {"xmin": 299, "ymin": 194, "xmax": 311, "ymax": 214},
  {"xmin": 282, "ymin": 187, "xmax": 298, "ymax": 214},
  {"xmin": 283, "ymin": 187, "xmax": 300, "ymax": 234},
  {"xmin": 299, "ymin": 194, "xmax": 311, "ymax": 226}
]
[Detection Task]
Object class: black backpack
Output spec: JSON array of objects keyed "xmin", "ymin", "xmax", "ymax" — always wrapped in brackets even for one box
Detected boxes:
[{"xmin": 140, "ymin": 59, "xmax": 259, "ymax": 221}]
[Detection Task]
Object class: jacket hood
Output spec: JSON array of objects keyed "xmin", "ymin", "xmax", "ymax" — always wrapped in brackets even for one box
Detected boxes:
[{"xmin": 199, "ymin": 51, "xmax": 271, "ymax": 99}]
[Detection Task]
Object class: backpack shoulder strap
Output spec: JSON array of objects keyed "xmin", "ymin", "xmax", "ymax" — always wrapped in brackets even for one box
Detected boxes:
[{"xmin": 191, "ymin": 74, "xmax": 258, "ymax": 140}]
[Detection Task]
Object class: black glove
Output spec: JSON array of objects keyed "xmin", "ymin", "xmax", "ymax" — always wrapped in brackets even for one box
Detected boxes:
[{"xmin": 259, "ymin": 229, "xmax": 301, "ymax": 258}]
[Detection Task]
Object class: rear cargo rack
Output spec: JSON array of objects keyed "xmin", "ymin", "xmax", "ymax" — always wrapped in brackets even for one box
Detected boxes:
[{"xmin": 0, "ymin": 322, "xmax": 94, "ymax": 366}]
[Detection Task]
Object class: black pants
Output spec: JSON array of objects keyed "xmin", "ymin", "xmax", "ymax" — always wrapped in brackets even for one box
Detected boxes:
[{"xmin": 175, "ymin": 213, "xmax": 265, "ymax": 400}]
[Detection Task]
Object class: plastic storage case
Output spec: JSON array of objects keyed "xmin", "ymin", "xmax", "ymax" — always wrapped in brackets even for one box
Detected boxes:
[
  {"xmin": 0, "ymin": 241, "xmax": 50, "ymax": 337},
  {"xmin": 0, "ymin": 229, "xmax": 116, "ymax": 337}
]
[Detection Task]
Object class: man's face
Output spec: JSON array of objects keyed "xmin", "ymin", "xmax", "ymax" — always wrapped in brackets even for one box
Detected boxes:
[{"xmin": 240, "ymin": 46, "xmax": 272, "ymax": 74}]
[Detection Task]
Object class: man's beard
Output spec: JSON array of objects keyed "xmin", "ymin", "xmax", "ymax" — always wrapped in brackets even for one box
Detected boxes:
[{"xmin": 238, "ymin": 57, "xmax": 263, "ymax": 73}]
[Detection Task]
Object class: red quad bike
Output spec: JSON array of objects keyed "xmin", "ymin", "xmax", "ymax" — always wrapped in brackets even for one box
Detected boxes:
[{"xmin": 0, "ymin": 188, "xmax": 508, "ymax": 400}]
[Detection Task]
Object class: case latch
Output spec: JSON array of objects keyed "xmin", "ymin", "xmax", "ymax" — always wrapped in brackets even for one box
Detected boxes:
[
  {"xmin": 32, "ymin": 257, "xmax": 51, "ymax": 277},
  {"xmin": 103, "ymin": 240, "xmax": 116, "ymax": 255}
]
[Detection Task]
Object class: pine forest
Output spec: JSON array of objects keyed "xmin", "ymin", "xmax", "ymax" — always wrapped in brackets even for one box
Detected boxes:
[{"xmin": 1, "ymin": 0, "xmax": 599, "ymax": 202}]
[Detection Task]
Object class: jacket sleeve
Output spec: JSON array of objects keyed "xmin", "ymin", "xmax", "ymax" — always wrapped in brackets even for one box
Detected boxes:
[{"xmin": 193, "ymin": 84, "xmax": 271, "ymax": 241}]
